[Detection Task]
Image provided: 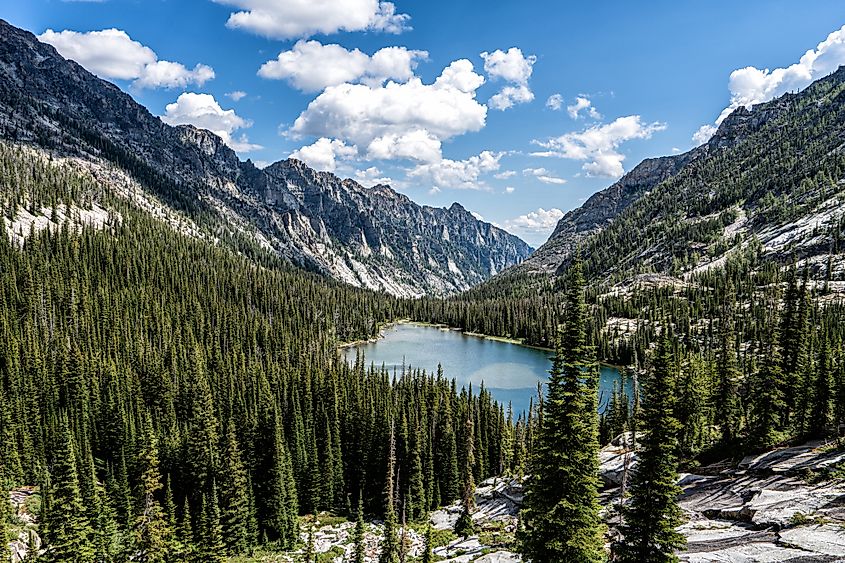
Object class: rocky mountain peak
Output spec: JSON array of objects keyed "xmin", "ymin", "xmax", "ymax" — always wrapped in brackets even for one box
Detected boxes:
[{"xmin": 0, "ymin": 19, "xmax": 531, "ymax": 297}]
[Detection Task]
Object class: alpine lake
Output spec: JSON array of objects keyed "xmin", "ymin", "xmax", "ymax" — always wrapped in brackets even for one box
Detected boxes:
[{"xmin": 341, "ymin": 322, "xmax": 626, "ymax": 414}]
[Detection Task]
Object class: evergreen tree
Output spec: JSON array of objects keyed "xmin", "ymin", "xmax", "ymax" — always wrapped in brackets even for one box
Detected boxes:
[
  {"xmin": 518, "ymin": 261, "xmax": 605, "ymax": 562},
  {"xmin": 810, "ymin": 340, "xmax": 834, "ymax": 437},
  {"xmin": 199, "ymin": 483, "xmax": 225, "ymax": 563},
  {"xmin": 379, "ymin": 424, "xmax": 399, "ymax": 563},
  {"xmin": 421, "ymin": 523, "xmax": 434, "ymax": 563},
  {"xmin": 714, "ymin": 311, "xmax": 741, "ymax": 445},
  {"xmin": 219, "ymin": 423, "xmax": 250, "ymax": 555},
  {"xmin": 132, "ymin": 417, "xmax": 171, "ymax": 562},
  {"xmin": 454, "ymin": 408, "xmax": 475, "ymax": 538},
  {"xmin": 614, "ymin": 336, "xmax": 686, "ymax": 562},
  {"xmin": 44, "ymin": 423, "xmax": 95, "ymax": 562},
  {"xmin": 353, "ymin": 494, "xmax": 366, "ymax": 563}
]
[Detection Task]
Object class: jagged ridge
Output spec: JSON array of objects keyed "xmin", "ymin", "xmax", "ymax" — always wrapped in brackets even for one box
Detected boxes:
[{"xmin": 0, "ymin": 19, "xmax": 532, "ymax": 297}]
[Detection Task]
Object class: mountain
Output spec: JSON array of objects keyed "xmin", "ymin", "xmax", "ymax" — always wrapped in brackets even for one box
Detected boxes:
[
  {"xmin": 0, "ymin": 19, "xmax": 531, "ymax": 297},
  {"xmin": 515, "ymin": 66, "xmax": 845, "ymax": 283}
]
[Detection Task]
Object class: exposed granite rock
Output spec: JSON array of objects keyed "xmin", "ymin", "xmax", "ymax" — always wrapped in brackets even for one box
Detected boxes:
[{"xmin": 0, "ymin": 19, "xmax": 531, "ymax": 297}]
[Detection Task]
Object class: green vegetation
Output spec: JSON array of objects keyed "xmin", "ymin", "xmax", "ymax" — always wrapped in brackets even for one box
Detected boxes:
[{"xmin": 0, "ymin": 145, "xmax": 514, "ymax": 559}]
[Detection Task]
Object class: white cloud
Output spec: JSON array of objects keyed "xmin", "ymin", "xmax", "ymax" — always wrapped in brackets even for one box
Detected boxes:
[
  {"xmin": 567, "ymin": 95, "xmax": 601, "ymax": 119},
  {"xmin": 494, "ymin": 170, "xmax": 516, "ymax": 179},
  {"xmin": 212, "ymin": 0, "xmax": 410, "ymax": 39},
  {"xmin": 38, "ymin": 29, "xmax": 214, "ymax": 89},
  {"xmin": 532, "ymin": 115, "xmax": 665, "ymax": 178},
  {"xmin": 504, "ymin": 186, "xmax": 515, "ymax": 194},
  {"xmin": 259, "ymin": 40, "xmax": 427, "ymax": 92},
  {"xmin": 290, "ymin": 59, "xmax": 486, "ymax": 163},
  {"xmin": 408, "ymin": 151, "xmax": 501, "ymax": 190},
  {"xmin": 523, "ymin": 167, "xmax": 567, "ymax": 185},
  {"xmin": 546, "ymin": 93, "xmax": 563, "ymax": 111},
  {"xmin": 488, "ymin": 85, "xmax": 534, "ymax": 111},
  {"xmin": 161, "ymin": 93, "xmax": 261, "ymax": 152},
  {"xmin": 289, "ymin": 137, "xmax": 357, "ymax": 172},
  {"xmin": 226, "ymin": 90, "xmax": 248, "ymax": 101},
  {"xmin": 693, "ymin": 24, "xmax": 845, "ymax": 144},
  {"xmin": 504, "ymin": 207, "xmax": 564, "ymax": 234},
  {"xmin": 692, "ymin": 124, "xmax": 717, "ymax": 145},
  {"xmin": 353, "ymin": 166, "xmax": 392, "ymax": 186},
  {"xmin": 481, "ymin": 47, "xmax": 536, "ymax": 110}
]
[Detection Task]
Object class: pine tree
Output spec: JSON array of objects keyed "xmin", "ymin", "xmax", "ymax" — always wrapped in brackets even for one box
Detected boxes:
[
  {"xmin": 199, "ymin": 483, "xmax": 225, "ymax": 563},
  {"xmin": 379, "ymin": 423, "xmax": 399, "ymax": 563},
  {"xmin": 454, "ymin": 408, "xmax": 475, "ymax": 538},
  {"xmin": 132, "ymin": 416, "xmax": 171, "ymax": 562},
  {"xmin": 614, "ymin": 335, "xmax": 686, "ymax": 562},
  {"xmin": 353, "ymin": 494, "xmax": 366, "ymax": 563},
  {"xmin": 749, "ymin": 325, "xmax": 786, "ymax": 450},
  {"xmin": 518, "ymin": 261, "xmax": 605, "ymax": 562},
  {"xmin": 219, "ymin": 423, "xmax": 250, "ymax": 555},
  {"xmin": 407, "ymin": 427, "xmax": 425, "ymax": 521},
  {"xmin": 44, "ymin": 423, "xmax": 95, "ymax": 562},
  {"xmin": 810, "ymin": 340, "xmax": 834, "ymax": 437},
  {"xmin": 421, "ymin": 523, "xmax": 434, "ymax": 563},
  {"xmin": 714, "ymin": 312, "xmax": 741, "ymax": 445}
]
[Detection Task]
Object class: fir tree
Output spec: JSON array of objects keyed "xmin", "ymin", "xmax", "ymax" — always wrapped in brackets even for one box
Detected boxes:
[
  {"xmin": 518, "ymin": 261, "xmax": 605, "ymax": 562},
  {"xmin": 353, "ymin": 494, "xmax": 366, "ymax": 563},
  {"xmin": 614, "ymin": 335, "xmax": 686, "ymax": 562},
  {"xmin": 44, "ymin": 423, "xmax": 95, "ymax": 562},
  {"xmin": 454, "ymin": 408, "xmax": 475, "ymax": 538},
  {"xmin": 132, "ymin": 417, "xmax": 171, "ymax": 562},
  {"xmin": 379, "ymin": 424, "xmax": 399, "ymax": 563},
  {"xmin": 219, "ymin": 423, "xmax": 250, "ymax": 555}
]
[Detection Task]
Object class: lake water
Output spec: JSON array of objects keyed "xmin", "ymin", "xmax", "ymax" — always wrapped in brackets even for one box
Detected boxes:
[{"xmin": 341, "ymin": 323, "xmax": 625, "ymax": 414}]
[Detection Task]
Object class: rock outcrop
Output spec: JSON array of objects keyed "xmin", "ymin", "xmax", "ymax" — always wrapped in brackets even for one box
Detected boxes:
[{"xmin": 0, "ymin": 19, "xmax": 531, "ymax": 297}]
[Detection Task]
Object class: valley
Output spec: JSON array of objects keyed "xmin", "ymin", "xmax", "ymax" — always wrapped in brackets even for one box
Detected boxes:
[{"xmin": 0, "ymin": 8, "xmax": 844, "ymax": 563}]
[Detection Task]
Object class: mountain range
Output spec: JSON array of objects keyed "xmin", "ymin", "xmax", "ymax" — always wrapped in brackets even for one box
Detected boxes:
[
  {"xmin": 0, "ymin": 19, "xmax": 531, "ymax": 298},
  {"xmin": 512, "ymin": 65, "xmax": 845, "ymax": 286}
]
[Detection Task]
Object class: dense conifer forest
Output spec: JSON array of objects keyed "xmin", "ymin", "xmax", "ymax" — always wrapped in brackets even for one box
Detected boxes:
[
  {"xmin": 0, "ymin": 145, "xmax": 519, "ymax": 560},
  {"xmin": 2, "ymin": 131, "xmax": 845, "ymax": 561}
]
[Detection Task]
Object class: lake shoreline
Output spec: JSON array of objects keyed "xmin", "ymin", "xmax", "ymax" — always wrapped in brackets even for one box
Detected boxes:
[{"xmin": 339, "ymin": 319, "xmax": 627, "ymax": 370}]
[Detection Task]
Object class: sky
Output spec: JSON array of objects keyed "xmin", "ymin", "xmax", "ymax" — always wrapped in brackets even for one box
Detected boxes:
[{"xmin": 3, "ymin": 1, "xmax": 845, "ymax": 246}]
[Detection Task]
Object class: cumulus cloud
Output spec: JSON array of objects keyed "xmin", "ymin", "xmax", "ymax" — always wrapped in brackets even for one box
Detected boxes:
[
  {"xmin": 289, "ymin": 138, "xmax": 357, "ymax": 172},
  {"xmin": 546, "ymin": 93, "xmax": 563, "ymax": 111},
  {"xmin": 504, "ymin": 186, "xmax": 515, "ymax": 194},
  {"xmin": 532, "ymin": 115, "xmax": 665, "ymax": 178},
  {"xmin": 161, "ymin": 93, "xmax": 261, "ymax": 152},
  {"xmin": 481, "ymin": 47, "xmax": 536, "ymax": 110},
  {"xmin": 290, "ymin": 59, "xmax": 486, "ymax": 163},
  {"xmin": 226, "ymin": 90, "xmax": 248, "ymax": 101},
  {"xmin": 693, "ymin": 24, "xmax": 845, "ymax": 144},
  {"xmin": 38, "ymin": 28, "xmax": 214, "ymax": 89},
  {"xmin": 567, "ymin": 96, "xmax": 601, "ymax": 119},
  {"xmin": 353, "ymin": 166, "xmax": 393, "ymax": 186},
  {"xmin": 212, "ymin": 0, "xmax": 410, "ymax": 39},
  {"xmin": 494, "ymin": 170, "xmax": 516, "ymax": 179},
  {"xmin": 523, "ymin": 167, "xmax": 567, "ymax": 185},
  {"xmin": 407, "ymin": 151, "xmax": 501, "ymax": 190},
  {"xmin": 259, "ymin": 40, "xmax": 427, "ymax": 92},
  {"xmin": 504, "ymin": 207, "xmax": 565, "ymax": 235}
]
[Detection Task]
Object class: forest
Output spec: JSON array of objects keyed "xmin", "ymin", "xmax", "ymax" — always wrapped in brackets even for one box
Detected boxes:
[{"xmin": 0, "ymin": 131, "xmax": 844, "ymax": 563}]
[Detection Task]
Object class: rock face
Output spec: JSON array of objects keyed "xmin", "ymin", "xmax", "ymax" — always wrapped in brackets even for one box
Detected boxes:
[
  {"xmin": 509, "ymin": 65, "xmax": 845, "ymax": 283},
  {"xmin": 602, "ymin": 438, "xmax": 845, "ymax": 561},
  {"xmin": 0, "ymin": 19, "xmax": 531, "ymax": 297},
  {"xmin": 519, "ymin": 153, "xmax": 697, "ymax": 274}
]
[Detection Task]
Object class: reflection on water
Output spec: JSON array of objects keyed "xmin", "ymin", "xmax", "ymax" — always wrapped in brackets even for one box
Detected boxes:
[{"xmin": 341, "ymin": 323, "xmax": 625, "ymax": 414}]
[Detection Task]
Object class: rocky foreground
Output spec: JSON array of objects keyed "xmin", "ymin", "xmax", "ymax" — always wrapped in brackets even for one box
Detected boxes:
[
  {"xmin": 8, "ymin": 439, "xmax": 845, "ymax": 561},
  {"xmin": 298, "ymin": 438, "xmax": 845, "ymax": 562}
]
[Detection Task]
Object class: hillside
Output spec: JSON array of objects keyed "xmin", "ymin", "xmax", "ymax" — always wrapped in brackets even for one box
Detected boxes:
[
  {"xmin": 0, "ymin": 19, "xmax": 531, "ymax": 298},
  {"xmin": 516, "ymin": 66, "xmax": 845, "ymax": 282}
]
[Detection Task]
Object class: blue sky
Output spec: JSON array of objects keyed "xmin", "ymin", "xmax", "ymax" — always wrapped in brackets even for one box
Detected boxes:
[{"xmin": 3, "ymin": 0, "xmax": 845, "ymax": 245}]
